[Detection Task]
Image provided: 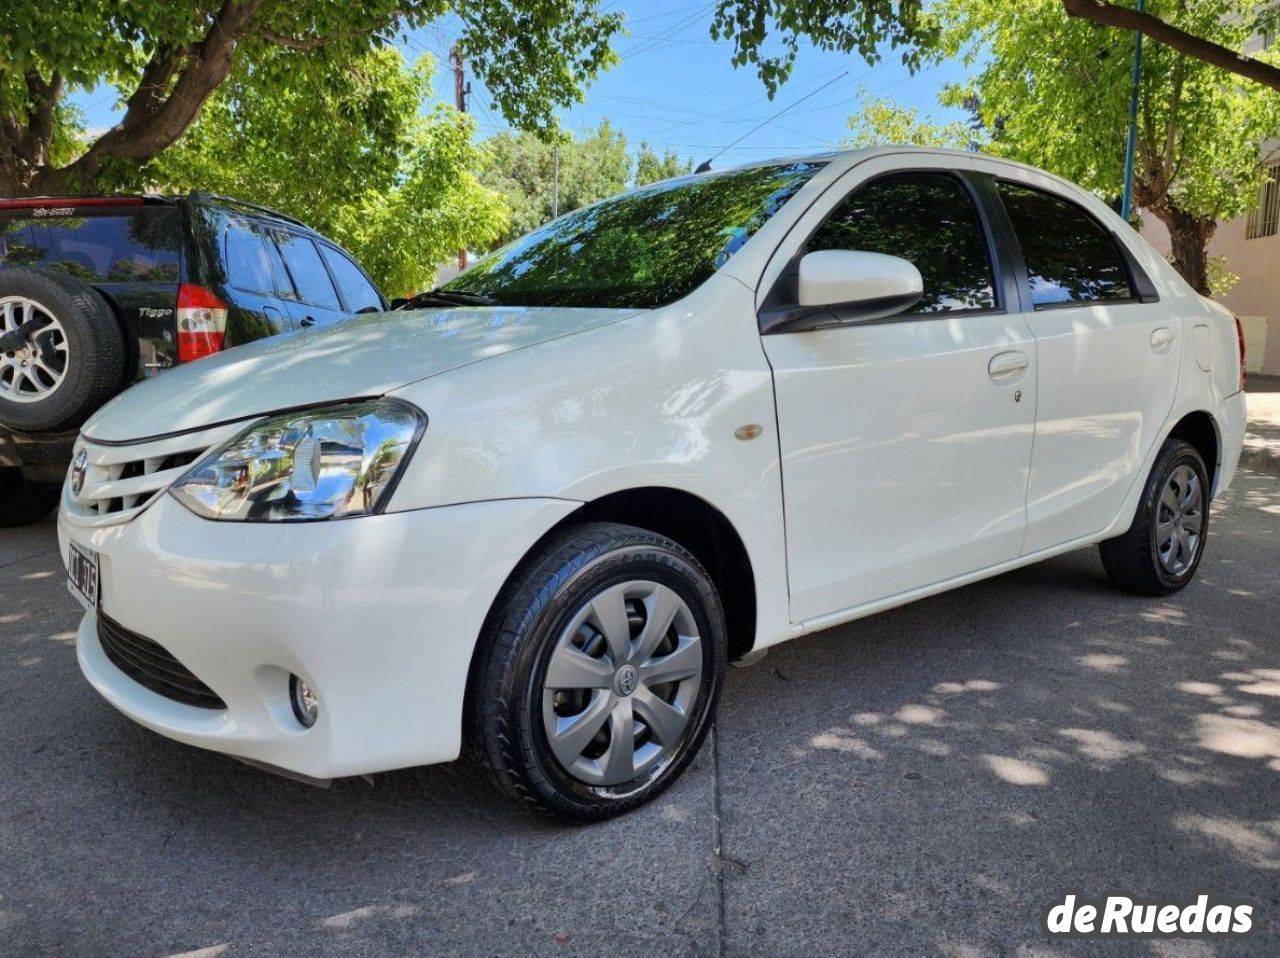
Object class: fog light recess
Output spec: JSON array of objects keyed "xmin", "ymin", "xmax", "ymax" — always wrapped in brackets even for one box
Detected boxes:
[{"xmin": 290, "ymin": 675, "xmax": 319, "ymax": 728}]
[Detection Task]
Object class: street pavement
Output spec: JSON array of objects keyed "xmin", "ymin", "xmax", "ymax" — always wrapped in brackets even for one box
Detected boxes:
[
  {"xmin": 1, "ymin": 471, "xmax": 1277, "ymax": 957},
  {"xmin": 1243, "ymin": 376, "xmax": 1280, "ymax": 476}
]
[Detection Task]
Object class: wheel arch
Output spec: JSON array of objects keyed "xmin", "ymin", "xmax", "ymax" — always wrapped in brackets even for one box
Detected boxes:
[
  {"xmin": 469, "ymin": 486, "xmax": 759, "ymax": 685},
  {"xmin": 1167, "ymin": 410, "xmax": 1220, "ymax": 495}
]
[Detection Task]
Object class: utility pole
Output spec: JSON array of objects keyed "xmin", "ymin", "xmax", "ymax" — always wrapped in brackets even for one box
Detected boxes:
[
  {"xmin": 450, "ymin": 44, "xmax": 470, "ymax": 270},
  {"xmin": 1120, "ymin": 0, "xmax": 1146, "ymax": 223},
  {"xmin": 551, "ymin": 147, "xmax": 560, "ymax": 219}
]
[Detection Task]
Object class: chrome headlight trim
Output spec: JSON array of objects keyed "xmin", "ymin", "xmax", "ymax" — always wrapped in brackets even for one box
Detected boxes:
[{"xmin": 169, "ymin": 398, "xmax": 426, "ymax": 522}]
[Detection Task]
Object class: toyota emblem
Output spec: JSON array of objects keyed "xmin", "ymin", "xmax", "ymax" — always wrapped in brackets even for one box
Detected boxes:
[{"xmin": 70, "ymin": 449, "xmax": 88, "ymax": 497}]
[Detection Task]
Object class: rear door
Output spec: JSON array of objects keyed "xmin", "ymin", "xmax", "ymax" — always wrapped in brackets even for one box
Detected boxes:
[
  {"xmin": 218, "ymin": 217, "xmax": 294, "ymax": 344},
  {"xmin": 989, "ymin": 177, "xmax": 1179, "ymax": 554},
  {"xmin": 763, "ymin": 160, "xmax": 1038, "ymax": 622}
]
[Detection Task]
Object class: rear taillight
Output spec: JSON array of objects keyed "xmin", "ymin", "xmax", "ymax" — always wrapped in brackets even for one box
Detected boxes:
[
  {"xmin": 176, "ymin": 284, "xmax": 228, "ymax": 363},
  {"xmin": 1234, "ymin": 316, "xmax": 1247, "ymax": 389}
]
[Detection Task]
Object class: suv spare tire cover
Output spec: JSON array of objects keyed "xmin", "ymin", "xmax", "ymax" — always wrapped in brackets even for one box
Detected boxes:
[{"xmin": 0, "ymin": 266, "xmax": 126, "ymax": 432}]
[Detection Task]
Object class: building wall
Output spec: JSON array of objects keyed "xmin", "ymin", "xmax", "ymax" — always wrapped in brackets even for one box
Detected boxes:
[{"xmin": 1140, "ymin": 175, "xmax": 1280, "ymax": 377}]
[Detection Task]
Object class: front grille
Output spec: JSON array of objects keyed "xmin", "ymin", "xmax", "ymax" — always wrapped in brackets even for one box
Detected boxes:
[
  {"xmin": 65, "ymin": 420, "xmax": 247, "ymax": 526},
  {"xmin": 97, "ymin": 612, "xmax": 226, "ymax": 710}
]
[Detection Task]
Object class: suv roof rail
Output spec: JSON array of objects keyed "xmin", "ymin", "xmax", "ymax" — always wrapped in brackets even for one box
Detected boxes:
[{"xmin": 189, "ymin": 193, "xmax": 310, "ymax": 230}]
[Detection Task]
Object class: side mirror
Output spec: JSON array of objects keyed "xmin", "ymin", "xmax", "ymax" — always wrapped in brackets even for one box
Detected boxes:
[{"xmin": 761, "ymin": 250, "xmax": 924, "ymax": 334}]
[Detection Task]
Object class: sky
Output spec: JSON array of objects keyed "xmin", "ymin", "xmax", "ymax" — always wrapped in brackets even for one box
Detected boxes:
[{"xmin": 68, "ymin": 0, "xmax": 977, "ymax": 171}]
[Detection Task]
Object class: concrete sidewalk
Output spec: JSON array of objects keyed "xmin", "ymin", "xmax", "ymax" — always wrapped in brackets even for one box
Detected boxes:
[{"xmin": 1243, "ymin": 375, "xmax": 1280, "ymax": 476}]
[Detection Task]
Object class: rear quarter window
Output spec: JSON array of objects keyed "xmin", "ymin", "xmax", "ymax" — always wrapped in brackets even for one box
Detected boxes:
[
  {"xmin": 0, "ymin": 207, "xmax": 182, "ymax": 284},
  {"xmin": 224, "ymin": 221, "xmax": 278, "ymax": 295}
]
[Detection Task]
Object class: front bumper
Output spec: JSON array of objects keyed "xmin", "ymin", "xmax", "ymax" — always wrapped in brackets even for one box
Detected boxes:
[{"xmin": 60, "ymin": 494, "xmax": 579, "ymax": 779}]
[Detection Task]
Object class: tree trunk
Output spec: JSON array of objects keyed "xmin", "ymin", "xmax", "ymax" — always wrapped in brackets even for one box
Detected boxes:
[
  {"xmin": 1150, "ymin": 203, "xmax": 1216, "ymax": 296},
  {"xmin": 3, "ymin": 0, "xmax": 263, "ymax": 196}
]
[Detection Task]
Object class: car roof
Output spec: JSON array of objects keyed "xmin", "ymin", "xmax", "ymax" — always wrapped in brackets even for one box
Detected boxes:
[{"xmin": 701, "ymin": 145, "xmax": 1091, "ymax": 197}]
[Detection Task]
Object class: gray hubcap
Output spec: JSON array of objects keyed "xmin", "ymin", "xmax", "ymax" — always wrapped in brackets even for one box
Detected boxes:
[
  {"xmin": 542, "ymin": 580, "xmax": 703, "ymax": 787},
  {"xmin": 0, "ymin": 296, "xmax": 70, "ymax": 403},
  {"xmin": 1156, "ymin": 464, "xmax": 1203, "ymax": 576}
]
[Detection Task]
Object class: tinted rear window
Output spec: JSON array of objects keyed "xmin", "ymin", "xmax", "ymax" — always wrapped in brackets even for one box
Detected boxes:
[
  {"xmin": 0, "ymin": 207, "xmax": 182, "ymax": 283},
  {"xmin": 997, "ymin": 182, "xmax": 1132, "ymax": 306}
]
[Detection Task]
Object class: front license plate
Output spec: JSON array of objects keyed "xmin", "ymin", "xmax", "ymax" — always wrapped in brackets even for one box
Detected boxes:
[{"xmin": 68, "ymin": 542, "xmax": 99, "ymax": 609}]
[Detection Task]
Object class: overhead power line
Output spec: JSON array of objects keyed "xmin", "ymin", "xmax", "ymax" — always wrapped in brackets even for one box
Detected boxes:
[{"xmin": 702, "ymin": 70, "xmax": 849, "ymax": 167}]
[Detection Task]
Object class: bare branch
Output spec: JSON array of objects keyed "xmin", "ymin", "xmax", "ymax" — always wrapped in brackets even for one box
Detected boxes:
[{"xmin": 1062, "ymin": 0, "xmax": 1280, "ymax": 93}]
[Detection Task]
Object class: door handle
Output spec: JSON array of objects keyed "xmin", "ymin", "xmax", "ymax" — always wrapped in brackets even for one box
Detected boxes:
[
  {"xmin": 1150, "ymin": 326, "xmax": 1175, "ymax": 351},
  {"xmin": 988, "ymin": 350, "xmax": 1030, "ymax": 379}
]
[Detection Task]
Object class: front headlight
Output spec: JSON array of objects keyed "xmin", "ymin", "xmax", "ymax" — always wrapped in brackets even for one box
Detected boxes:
[{"xmin": 170, "ymin": 399, "xmax": 425, "ymax": 522}]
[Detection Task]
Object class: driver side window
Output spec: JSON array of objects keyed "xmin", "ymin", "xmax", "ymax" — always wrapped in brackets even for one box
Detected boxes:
[{"xmin": 808, "ymin": 172, "xmax": 997, "ymax": 314}]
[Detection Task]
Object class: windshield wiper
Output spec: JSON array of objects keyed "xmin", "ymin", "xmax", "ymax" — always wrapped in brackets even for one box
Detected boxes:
[{"xmin": 397, "ymin": 288, "xmax": 501, "ymax": 309}]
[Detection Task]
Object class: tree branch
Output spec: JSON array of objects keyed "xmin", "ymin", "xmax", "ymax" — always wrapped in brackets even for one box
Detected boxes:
[
  {"xmin": 1062, "ymin": 0, "xmax": 1280, "ymax": 93},
  {"xmin": 34, "ymin": 0, "xmax": 264, "ymax": 192}
]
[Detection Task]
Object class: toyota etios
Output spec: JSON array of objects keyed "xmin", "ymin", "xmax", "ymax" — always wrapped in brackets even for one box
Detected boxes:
[{"xmin": 59, "ymin": 148, "xmax": 1247, "ymax": 820}]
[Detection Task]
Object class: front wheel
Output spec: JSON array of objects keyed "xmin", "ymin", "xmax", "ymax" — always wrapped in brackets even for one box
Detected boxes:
[
  {"xmin": 469, "ymin": 522, "xmax": 726, "ymax": 821},
  {"xmin": 1099, "ymin": 438, "xmax": 1210, "ymax": 596}
]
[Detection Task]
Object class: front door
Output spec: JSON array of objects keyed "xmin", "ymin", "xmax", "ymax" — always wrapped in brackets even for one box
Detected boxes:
[
  {"xmin": 271, "ymin": 229, "xmax": 350, "ymax": 330},
  {"xmin": 763, "ymin": 168, "xmax": 1037, "ymax": 622}
]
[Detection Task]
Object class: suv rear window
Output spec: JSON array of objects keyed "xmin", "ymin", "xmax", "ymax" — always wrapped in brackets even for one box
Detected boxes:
[{"xmin": 0, "ymin": 206, "xmax": 182, "ymax": 284}]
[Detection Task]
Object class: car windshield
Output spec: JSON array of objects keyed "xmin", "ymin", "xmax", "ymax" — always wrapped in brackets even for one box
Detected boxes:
[{"xmin": 443, "ymin": 161, "xmax": 825, "ymax": 309}]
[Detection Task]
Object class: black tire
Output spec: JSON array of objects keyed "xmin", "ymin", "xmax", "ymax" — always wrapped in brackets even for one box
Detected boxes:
[
  {"xmin": 1099, "ymin": 438, "xmax": 1210, "ymax": 596},
  {"xmin": 468, "ymin": 522, "xmax": 727, "ymax": 821},
  {"xmin": 0, "ymin": 266, "xmax": 126, "ymax": 431},
  {"xmin": 0, "ymin": 468, "xmax": 61, "ymax": 527}
]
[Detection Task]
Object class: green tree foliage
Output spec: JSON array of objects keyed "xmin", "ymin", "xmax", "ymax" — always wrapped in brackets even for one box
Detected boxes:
[
  {"xmin": 710, "ymin": 1, "xmax": 938, "ymax": 95},
  {"xmin": 0, "ymin": 0, "xmax": 622, "ymax": 195},
  {"xmin": 844, "ymin": 88, "xmax": 976, "ymax": 151},
  {"xmin": 934, "ymin": 0, "xmax": 1280, "ymax": 293},
  {"xmin": 479, "ymin": 121, "xmax": 691, "ymax": 247},
  {"xmin": 710, "ymin": 1, "xmax": 1280, "ymax": 96},
  {"xmin": 155, "ymin": 50, "xmax": 506, "ymax": 297},
  {"xmin": 634, "ymin": 142, "xmax": 694, "ymax": 186}
]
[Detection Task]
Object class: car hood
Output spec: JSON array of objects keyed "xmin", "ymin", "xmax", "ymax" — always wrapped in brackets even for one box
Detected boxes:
[{"xmin": 82, "ymin": 305, "xmax": 643, "ymax": 442}]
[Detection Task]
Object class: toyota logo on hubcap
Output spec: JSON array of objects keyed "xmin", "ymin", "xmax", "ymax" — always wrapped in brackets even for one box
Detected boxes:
[
  {"xmin": 614, "ymin": 664, "xmax": 639, "ymax": 697},
  {"xmin": 70, "ymin": 449, "xmax": 88, "ymax": 497}
]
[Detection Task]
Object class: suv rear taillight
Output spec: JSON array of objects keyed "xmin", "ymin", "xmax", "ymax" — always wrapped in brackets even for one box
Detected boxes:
[
  {"xmin": 1234, "ymin": 316, "xmax": 1247, "ymax": 389},
  {"xmin": 176, "ymin": 284, "xmax": 228, "ymax": 363}
]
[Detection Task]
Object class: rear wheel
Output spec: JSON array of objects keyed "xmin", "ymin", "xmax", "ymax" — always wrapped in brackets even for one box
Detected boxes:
[
  {"xmin": 1100, "ymin": 438, "xmax": 1210, "ymax": 596},
  {"xmin": 0, "ymin": 468, "xmax": 61, "ymax": 527},
  {"xmin": 469, "ymin": 522, "xmax": 726, "ymax": 821},
  {"xmin": 0, "ymin": 267, "xmax": 125, "ymax": 431}
]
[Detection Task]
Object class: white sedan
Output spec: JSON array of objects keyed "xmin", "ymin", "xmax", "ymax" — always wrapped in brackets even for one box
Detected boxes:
[{"xmin": 58, "ymin": 148, "xmax": 1247, "ymax": 820}]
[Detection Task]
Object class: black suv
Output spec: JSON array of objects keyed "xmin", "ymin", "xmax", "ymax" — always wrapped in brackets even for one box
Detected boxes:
[{"xmin": 0, "ymin": 193, "xmax": 388, "ymax": 526}]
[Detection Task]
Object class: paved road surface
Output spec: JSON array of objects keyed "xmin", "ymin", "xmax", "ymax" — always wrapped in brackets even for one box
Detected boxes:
[{"xmin": 2, "ymin": 472, "xmax": 1277, "ymax": 956}]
